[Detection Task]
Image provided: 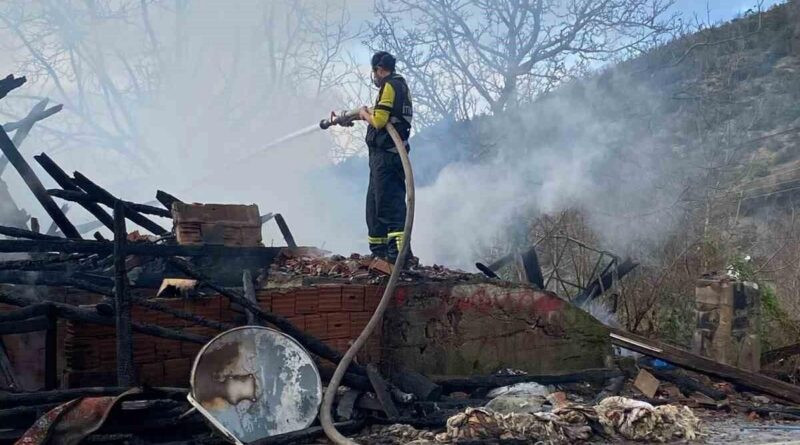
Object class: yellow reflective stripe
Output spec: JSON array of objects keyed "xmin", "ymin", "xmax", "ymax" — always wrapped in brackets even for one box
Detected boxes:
[
  {"xmin": 372, "ymin": 82, "xmax": 395, "ymax": 129},
  {"xmin": 387, "ymin": 231, "xmax": 406, "ymax": 249},
  {"xmin": 368, "ymin": 236, "xmax": 388, "ymax": 244}
]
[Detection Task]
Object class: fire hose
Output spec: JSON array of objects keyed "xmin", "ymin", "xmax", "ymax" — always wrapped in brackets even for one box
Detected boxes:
[{"xmin": 318, "ymin": 110, "xmax": 415, "ymax": 445}]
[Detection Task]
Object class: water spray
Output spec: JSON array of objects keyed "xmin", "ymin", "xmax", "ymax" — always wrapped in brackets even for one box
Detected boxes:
[{"xmin": 317, "ymin": 109, "xmax": 415, "ymax": 445}]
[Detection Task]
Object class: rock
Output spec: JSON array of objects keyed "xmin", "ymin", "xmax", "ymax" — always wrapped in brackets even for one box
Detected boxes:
[
  {"xmin": 750, "ymin": 394, "xmax": 772, "ymax": 405},
  {"xmin": 485, "ymin": 394, "xmax": 547, "ymax": 414},
  {"xmin": 486, "ymin": 381, "xmax": 550, "ymax": 398}
]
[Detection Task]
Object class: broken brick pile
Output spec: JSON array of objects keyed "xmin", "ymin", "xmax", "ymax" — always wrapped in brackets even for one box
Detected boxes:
[
  {"xmin": 271, "ymin": 251, "xmax": 478, "ymax": 282},
  {"xmin": 63, "ymin": 284, "xmax": 385, "ymax": 387}
]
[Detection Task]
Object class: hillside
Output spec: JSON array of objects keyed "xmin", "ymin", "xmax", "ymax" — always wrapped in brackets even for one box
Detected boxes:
[{"xmin": 333, "ymin": 0, "xmax": 800, "ymax": 346}]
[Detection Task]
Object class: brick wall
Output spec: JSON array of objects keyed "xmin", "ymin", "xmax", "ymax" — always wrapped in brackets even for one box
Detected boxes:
[{"xmin": 63, "ymin": 284, "xmax": 384, "ymax": 388}]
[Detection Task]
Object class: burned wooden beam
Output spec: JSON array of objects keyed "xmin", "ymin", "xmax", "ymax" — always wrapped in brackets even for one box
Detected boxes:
[
  {"xmin": 273, "ymin": 214, "xmax": 297, "ymax": 248},
  {"xmin": 0, "ymin": 127, "xmax": 81, "ymax": 239},
  {"xmin": 114, "ymin": 201, "xmax": 136, "ymax": 386},
  {"xmin": 45, "ymin": 204, "xmax": 69, "ymax": 236},
  {"xmin": 0, "ymin": 74, "xmax": 25, "ymax": 100},
  {"xmin": 0, "ymin": 238, "xmax": 282, "ymax": 259},
  {"xmin": 521, "ymin": 247, "xmax": 544, "ymax": 289},
  {"xmin": 168, "ymin": 257, "xmax": 366, "ymax": 376},
  {"xmin": 367, "ymin": 364, "xmax": 400, "ymax": 419},
  {"xmin": 0, "ymin": 387, "xmax": 188, "ymax": 408},
  {"xmin": 390, "ymin": 369, "xmax": 442, "ymax": 401},
  {"xmin": 0, "ymin": 224, "xmax": 61, "ymax": 240},
  {"xmin": 610, "ymin": 327, "xmax": 800, "ymax": 404},
  {"xmin": 34, "ymin": 153, "xmax": 115, "ymax": 232},
  {"xmin": 762, "ymin": 343, "xmax": 800, "ymax": 365},
  {"xmin": 573, "ymin": 257, "xmax": 638, "ymax": 307},
  {"xmin": 0, "ymin": 293, "xmax": 209, "ymax": 346},
  {"xmin": 72, "ymin": 171, "xmax": 168, "ymax": 235},
  {"xmin": 49, "ymin": 189, "xmax": 171, "ymax": 218},
  {"xmin": 0, "ymin": 100, "xmax": 62, "ymax": 176},
  {"xmin": 0, "ymin": 316, "xmax": 49, "ymax": 335},
  {"xmin": 155, "ymin": 190, "xmax": 182, "ymax": 210},
  {"xmin": 643, "ymin": 365, "xmax": 726, "ymax": 401}
]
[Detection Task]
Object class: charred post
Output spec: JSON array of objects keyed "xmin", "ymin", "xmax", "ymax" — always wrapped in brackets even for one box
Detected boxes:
[{"xmin": 114, "ymin": 201, "xmax": 135, "ymax": 386}]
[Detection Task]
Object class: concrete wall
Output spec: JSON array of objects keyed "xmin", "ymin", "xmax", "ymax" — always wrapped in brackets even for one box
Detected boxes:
[{"xmin": 383, "ymin": 282, "xmax": 611, "ymax": 377}]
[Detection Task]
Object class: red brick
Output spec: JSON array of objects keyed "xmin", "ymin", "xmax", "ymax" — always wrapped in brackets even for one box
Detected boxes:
[
  {"xmin": 288, "ymin": 316, "xmax": 306, "ymax": 331},
  {"xmin": 365, "ymin": 286, "xmax": 383, "ymax": 311},
  {"xmin": 272, "ymin": 293, "xmax": 296, "ymax": 317},
  {"xmin": 331, "ymin": 338, "xmax": 352, "ymax": 353},
  {"xmin": 350, "ymin": 312, "xmax": 372, "ymax": 337},
  {"xmin": 256, "ymin": 290, "xmax": 273, "ymax": 312},
  {"xmin": 342, "ymin": 286, "xmax": 365, "ymax": 312},
  {"xmin": 163, "ymin": 358, "xmax": 193, "ymax": 386},
  {"xmin": 295, "ymin": 289, "xmax": 319, "ymax": 314},
  {"xmin": 325, "ymin": 313, "xmax": 350, "ymax": 340},
  {"xmin": 318, "ymin": 286, "xmax": 342, "ymax": 312},
  {"xmin": 181, "ymin": 341, "xmax": 202, "ymax": 359},
  {"xmin": 304, "ymin": 314, "xmax": 326, "ymax": 339},
  {"xmin": 139, "ymin": 362, "xmax": 164, "ymax": 385},
  {"xmin": 156, "ymin": 339, "xmax": 182, "ymax": 360}
]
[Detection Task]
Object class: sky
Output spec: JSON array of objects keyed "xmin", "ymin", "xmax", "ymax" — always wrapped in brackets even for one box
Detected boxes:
[{"xmin": 674, "ymin": 0, "xmax": 785, "ymax": 24}]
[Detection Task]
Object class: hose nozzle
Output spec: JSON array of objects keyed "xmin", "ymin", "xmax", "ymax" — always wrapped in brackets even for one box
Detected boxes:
[{"xmin": 319, "ymin": 109, "xmax": 362, "ymax": 130}]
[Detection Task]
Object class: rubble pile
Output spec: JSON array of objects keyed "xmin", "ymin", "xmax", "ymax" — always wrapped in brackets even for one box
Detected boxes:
[{"xmin": 270, "ymin": 250, "xmax": 479, "ymax": 283}]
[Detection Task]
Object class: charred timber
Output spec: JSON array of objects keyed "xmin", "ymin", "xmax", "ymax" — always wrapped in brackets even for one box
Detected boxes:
[
  {"xmin": 0, "ymin": 293, "xmax": 209, "ymax": 346},
  {"xmin": 0, "ymin": 238, "xmax": 282, "ymax": 259},
  {"xmin": 49, "ymin": 189, "xmax": 171, "ymax": 218},
  {"xmin": 574, "ymin": 258, "xmax": 638, "ymax": 307},
  {"xmin": 642, "ymin": 364, "xmax": 727, "ymax": 401},
  {"xmin": 114, "ymin": 201, "xmax": 135, "ymax": 386},
  {"xmin": 35, "ymin": 153, "xmax": 115, "ymax": 231},
  {"xmin": 0, "ymin": 387, "xmax": 188, "ymax": 408},
  {"xmin": 0, "ymin": 127, "xmax": 81, "ymax": 239},
  {"xmin": 156, "ymin": 190, "xmax": 182, "ymax": 210},
  {"xmin": 273, "ymin": 213, "xmax": 298, "ymax": 248},
  {"xmin": 0, "ymin": 74, "xmax": 25, "ymax": 100},
  {"xmin": 610, "ymin": 327, "xmax": 800, "ymax": 404},
  {"xmin": 72, "ymin": 171, "xmax": 168, "ymax": 235}
]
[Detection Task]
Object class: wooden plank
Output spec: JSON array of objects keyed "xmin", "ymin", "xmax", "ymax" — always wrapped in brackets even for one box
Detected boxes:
[
  {"xmin": 610, "ymin": 327, "xmax": 800, "ymax": 404},
  {"xmin": 273, "ymin": 214, "xmax": 297, "ymax": 248},
  {"xmin": 0, "ymin": 127, "xmax": 81, "ymax": 239},
  {"xmin": 114, "ymin": 201, "xmax": 135, "ymax": 386},
  {"xmin": 366, "ymin": 364, "xmax": 399, "ymax": 420}
]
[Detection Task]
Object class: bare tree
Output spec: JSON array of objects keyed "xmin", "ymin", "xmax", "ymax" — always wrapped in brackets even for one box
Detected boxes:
[
  {"xmin": 371, "ymin": 0, "xmax": 679, "ymax": 125},
  {"xmin": 0, "ymin": 0, "xmax": 365, "ymax": 170}
]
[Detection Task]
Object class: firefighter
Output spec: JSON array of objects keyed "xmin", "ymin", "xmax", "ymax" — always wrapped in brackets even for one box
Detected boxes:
[{"xmin": 357, "ymin": 51, "xmax": 416, "ymax": 266}]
